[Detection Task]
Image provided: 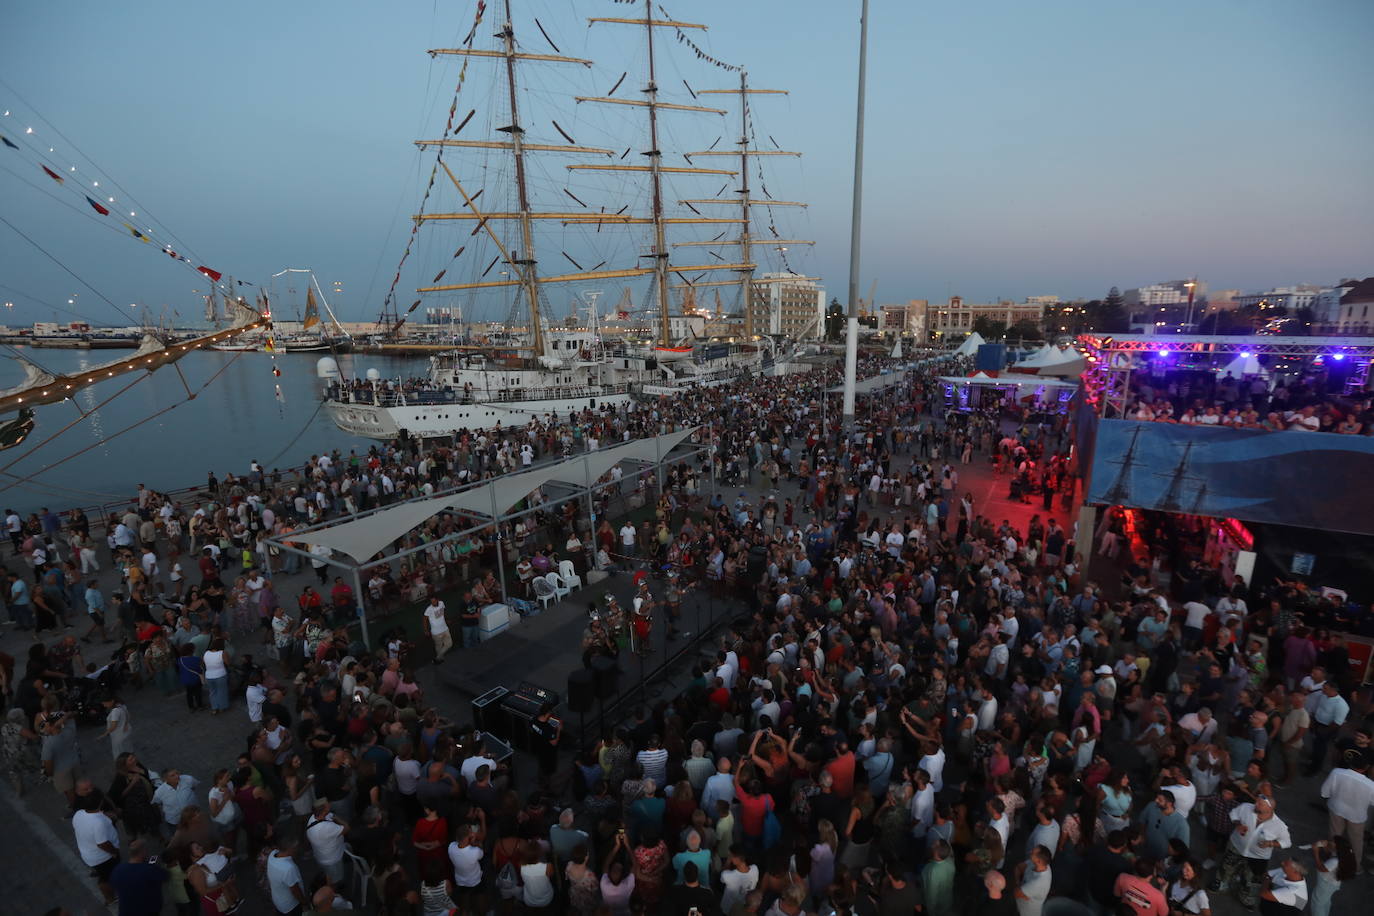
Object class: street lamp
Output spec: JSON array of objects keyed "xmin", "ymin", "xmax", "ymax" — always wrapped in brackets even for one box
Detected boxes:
[{"xmin": 1183, "ymin": 280, "xmax": 1197, "ymax": 328}]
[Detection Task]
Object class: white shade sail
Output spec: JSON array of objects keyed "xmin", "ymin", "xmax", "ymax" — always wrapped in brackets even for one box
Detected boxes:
[{"xmin": 286, "ymin": 428, "xmax": 699, "ymax": 562}]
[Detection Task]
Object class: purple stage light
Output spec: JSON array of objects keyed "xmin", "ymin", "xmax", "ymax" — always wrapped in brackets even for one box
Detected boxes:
[
  {"xmin": 1239, "ymin": 351, "xmax": 1253, "ymax": 358},
  {"xmin": 1158, "ymin": 349, "xmax": 1170, "ymax": 357},
  {"xmin": 1332, "ymin": 353, "xmax": 1346, "ymax": 361}
]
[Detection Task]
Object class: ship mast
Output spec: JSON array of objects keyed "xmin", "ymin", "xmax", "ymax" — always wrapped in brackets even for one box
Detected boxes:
[
  {"xmin": 584, "ymin": 3, "xmax": 756, "ymax": 346},
  {"xmin": 683, "ymin": 78, "xmax": 811, "ymax": 336},
  {"xmin": 643, "ymin": 2, "xmax": 671, "ymax": 346},
  {"xmin": 498, "ymin": 0, "xmax": 544, "ymax": 355}
]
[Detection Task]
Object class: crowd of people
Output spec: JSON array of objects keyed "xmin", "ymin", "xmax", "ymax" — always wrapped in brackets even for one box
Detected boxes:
[
  {"xmin": 0, "ymin": 351, "xmax": 1371, "ymax": 916},
  {"xmin": 1118, "ymin": 367, "xmax": 1374, "ymax": 434}
]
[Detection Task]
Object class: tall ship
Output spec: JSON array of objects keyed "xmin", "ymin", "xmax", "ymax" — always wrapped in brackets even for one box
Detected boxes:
[{"xmin": 324, "ymin": 0, "xmax": 814, "ymax": 440}]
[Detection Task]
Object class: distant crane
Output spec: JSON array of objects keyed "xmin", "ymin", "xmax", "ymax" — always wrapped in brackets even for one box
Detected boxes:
[{"xmin": 859, "ymin": 279, "xmax": 878, "ymax": 317}]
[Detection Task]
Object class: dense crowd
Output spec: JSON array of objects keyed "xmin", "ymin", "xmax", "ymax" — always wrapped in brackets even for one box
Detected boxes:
[
  {"xmin": 1120, "ymin": 368, "xmax": 1374, "ymax": 434},
  {"xmin": 1, "ymin": 352, "xmax": 1371, "ymax": 916}
]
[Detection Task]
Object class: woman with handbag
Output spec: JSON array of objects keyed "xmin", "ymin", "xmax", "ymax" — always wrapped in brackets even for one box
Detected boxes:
[{"xmin": 1167, "ymin": 859, "xmax": 1211, "ymax": 916}]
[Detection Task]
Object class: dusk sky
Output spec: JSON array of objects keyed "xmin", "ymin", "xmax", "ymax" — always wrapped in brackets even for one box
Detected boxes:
[{"xmin": 1, "ymin": 0, "xmax": 1371, "ymax": 327}]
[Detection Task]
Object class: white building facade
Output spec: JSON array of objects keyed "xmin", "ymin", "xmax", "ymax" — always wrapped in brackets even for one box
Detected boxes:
[{"xmin": 750, "ymin": 273, "xmax": 826, "ymax": 340}]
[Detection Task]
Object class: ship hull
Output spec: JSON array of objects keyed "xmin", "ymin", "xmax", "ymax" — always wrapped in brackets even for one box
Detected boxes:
[{"xmin": 324, "ymin": 390, "xmax": 633, "ymax": 440}]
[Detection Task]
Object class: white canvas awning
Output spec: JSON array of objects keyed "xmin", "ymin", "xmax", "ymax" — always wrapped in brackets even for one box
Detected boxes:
[
  {"xmin": 827, "ymin": 373, "xmax": 906, "ymax": 394},
  {"xmin": 939, "ymin": 374, "xmax": 1078, "ymax": 390},
  {"xmin": 289, "ymin": 428, "xmax": 699, "ymax": 562}
]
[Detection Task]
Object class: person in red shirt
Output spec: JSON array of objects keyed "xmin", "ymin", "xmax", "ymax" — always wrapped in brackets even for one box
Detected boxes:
[
  {"xmin": 198, "ymin": 549, "xmax": 219, "ymax": 586},
  {"xmin": 1113, "ymin": 858, "xmax": 1168, "ymax": 916},
  {"xmin": 733, "ymin": 765, "xmax": 774, "ymax": 848},
  {"xmin": 707, "ymin": 677, "xmax": 731, "ymax": 712},
  {"xmin": 297, "ymin": 586, "xmax": 323, "ymax": 616},
  {"xmin": 824, "ymin": 737, "xmax": 857, "ymax": 800},
  {"xmin": 330, "ymin": 577, "xmax": 354, "ymax": 617}
]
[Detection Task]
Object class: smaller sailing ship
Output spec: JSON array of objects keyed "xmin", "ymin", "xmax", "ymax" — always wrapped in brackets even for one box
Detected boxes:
[{"xmin": 281, "ymin": 288, "xmax": 353, "ymax": 352}]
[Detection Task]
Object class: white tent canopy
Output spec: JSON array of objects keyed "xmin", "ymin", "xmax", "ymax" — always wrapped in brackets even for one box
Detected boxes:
[
  {"xmin": 1008, "ymin": 344, "xmax": 1085, "ymax": 377},
  {"xmin": 1009, "ymin": 344, "xmax": 1055, "ymax": 369},
  {"xmin": 295, "ymin": 427, "xmax": 698, "ymax": 562},
  {"xmin": 953, "ymin": 331, "xmax": 986, "ymax": 357}
]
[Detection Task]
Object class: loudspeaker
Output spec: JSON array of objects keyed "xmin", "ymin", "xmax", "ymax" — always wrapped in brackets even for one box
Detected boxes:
[
  {"xmin": 591, "ymin": 655, "xmax": 619, "ymax": 699},
  {"xmin": 471, "ymin": 686, "xmax": 509, "ymax": 736},
  {"xmin": 567, "ymin": 669, "xmax": 595, "ymax": 713}
]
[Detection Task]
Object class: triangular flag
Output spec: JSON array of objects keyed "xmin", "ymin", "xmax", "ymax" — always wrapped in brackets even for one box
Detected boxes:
[
  {"xmin": 123, "ymin": 223, "xmax": 151, "ymax": 242},
  {"xmin": 196, "ymin": 266, "xmax": 223, "ymax": 282},
  {"xmin": 163, "ymin": 246, "xmax": 179, "ymax": 259},
  {"xmin": 42, "ymin": 165, "xmax": 65, "ymax": 184},
  {"xmin": 85, "ymin": 196, "xmax": 110, "ymax": 216},
  {"xmin": 263, "ymin": 337, "xmax": 275, "ymax": 353},
  {"xmin": 1, "ymin": 135, "xmax": 18, "ymax": 150}
]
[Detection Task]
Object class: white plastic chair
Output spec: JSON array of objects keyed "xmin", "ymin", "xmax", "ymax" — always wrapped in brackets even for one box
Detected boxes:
[
  {"xmin": 545, "ymin": 571, "xmax": 570, "ymax": 601},
  {"xmin": 558, "ymin": 560, "xmax": 583, "ymax": 593},
  {"xmin": 342, "ymin": 846, "xmax": 370, "ymax": 908},
  {"xmin": 532, "ymin": 576, "xmax": 558, "ymax": 610}
]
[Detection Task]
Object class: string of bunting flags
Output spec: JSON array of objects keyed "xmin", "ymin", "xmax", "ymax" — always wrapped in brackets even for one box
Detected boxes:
[
  {"xmin": 381, "ymin": 0, "xmax": 487, "ymax": 329},
  {"xmin": 0, "ymin": 102, "xmax": 287, "ymax": 401},
  {"xmin": 0, "ymin": 108, "xmax": 237, "ymax": 300},
  {"xmin": 659, "ymin": 4, "xmax": 740, "ymax": 73}
]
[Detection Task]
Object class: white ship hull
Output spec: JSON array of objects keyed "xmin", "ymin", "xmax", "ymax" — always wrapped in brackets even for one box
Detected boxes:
[{"xmin": 324, "ymin": 390, "xmax": 634, "ymax": 439}]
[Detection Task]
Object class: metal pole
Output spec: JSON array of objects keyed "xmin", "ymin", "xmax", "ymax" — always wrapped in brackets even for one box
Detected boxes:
[
  {"xmin": 841, "ymin": 0, "xmax": 870, "ymax": 429},
  {"xmin": 491, "ymin": 487, "xmax": 508, "ymax": 604},
  {"xmin": 351, "ymin": 564, "xmax": 370, "ymax": 648}
]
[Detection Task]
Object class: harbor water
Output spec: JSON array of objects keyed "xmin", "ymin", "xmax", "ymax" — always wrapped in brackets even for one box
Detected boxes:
[{"xmin": 0, "ymin": 346, "xmax": 427, "ymax": 515}]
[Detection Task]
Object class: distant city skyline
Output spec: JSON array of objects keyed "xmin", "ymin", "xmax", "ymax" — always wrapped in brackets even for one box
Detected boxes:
[{"xmin": 1, "ymin": 1, "xmax": 1371, "ymax": 326}]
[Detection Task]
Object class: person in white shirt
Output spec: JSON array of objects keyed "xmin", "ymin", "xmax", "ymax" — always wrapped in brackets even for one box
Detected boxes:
[
  {"xmin": 1320, "ymin": 763, "xmax": 1374, "ymax": 864},
  {"xmin": 72, "ymin": 799, "xmax": 120, "ymax": 905},
  {"xmin": 619, "ymin": 522, "xmax": 637, "ymax": 557},
  {"xmin": 152, "ymin": 770, "xmax": 198, "ymax": 838},
  {"xmin": 1261, "ymin": 858, "xmax": 1309, "ymax": 912},
  {"xmin": 245, "ymin": 677, "xmax": 267, "ymax": 724},
  {"xmin": 305, "ymin": 798, "xmax": 349, "ymax": 884},
  {"xmin": 449, "ymin": 821, "xmax": 486, "ymax": 893},
  {"xmin": 1181, "ymin": 600, "xmax": 1211, "ymax": 649},
  {"xmin": 1178, "ymin": 707, "xmax": 1219, "ymax": 744},
  {"xmin": 266, "ymin": 833, "xmax": 308, "ymax": 914},
  {"xmin": 909, "ymin": 770, "xmax": 935, "ymax": 839},
  {"xmin": 919, "ymin": 741, "xmax": 946, "ymax": 793},
  {"xmin": 1216, "ymin": 797, "xmax": 1290, "ymax": 909},
  {"xmin": 1308, "ymin": 682, "xmax": 1351, "ymax": 776},
  {"xmin": 719, "ymin": 847, "xmax": 759, "ymax": 913},
  {"xmin": 424, "ymin": 596, "xmax": 452, "ymax": 663}
]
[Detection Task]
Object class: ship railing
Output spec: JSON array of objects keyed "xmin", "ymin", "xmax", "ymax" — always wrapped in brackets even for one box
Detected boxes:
[{"xmin": 325, "ymin": 381, "xmax": 633, "ymax": 407}]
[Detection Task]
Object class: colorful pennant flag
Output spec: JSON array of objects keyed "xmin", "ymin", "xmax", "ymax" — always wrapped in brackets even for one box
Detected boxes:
[
  {"xmin": 85, "ymin": 196, "xmax": 110, "ymax": 216},
  {"xmin": 263, "ymin": 337, "xmax": 276, "ymax": 353},
  {"xmin": 197, "ymin": 266, "xmax": 223, "ymax": 282},
  {"xmin": 163, "ymin": 246, "xmax": 179, "ymax": 259},
  {"xmin": 0, "ymin": 135, "xmax": 18, "ymax": 150},
  {"xmin": 41, "ymin": 165, "xmax": 65, "ymax": 184},
  {"xmin": 123, "ymin": 223, "xmax": 151, "ymax": 243}
]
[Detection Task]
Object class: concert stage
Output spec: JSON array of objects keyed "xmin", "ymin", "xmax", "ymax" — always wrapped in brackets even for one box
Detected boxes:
[{"xmin": 435, "ymin": 572, "xmax": 742, "ymax": 737}]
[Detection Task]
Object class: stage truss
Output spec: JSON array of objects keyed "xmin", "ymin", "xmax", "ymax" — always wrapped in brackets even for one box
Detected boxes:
[{"xmin": 1076, "ymin": 333, "xmax": 1374, "ymax": 417}]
